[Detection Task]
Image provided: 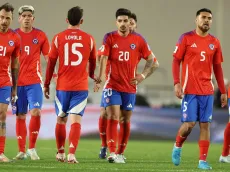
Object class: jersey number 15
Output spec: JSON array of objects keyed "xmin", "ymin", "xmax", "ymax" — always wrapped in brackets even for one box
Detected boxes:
[{"xmin": 64, "ymin": 43, "xmax": 83, "ymax": 66}]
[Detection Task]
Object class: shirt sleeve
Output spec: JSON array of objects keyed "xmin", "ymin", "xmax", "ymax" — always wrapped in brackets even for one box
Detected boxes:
[
  {"xmin": 12, "ymin": 34, "xmax": 21, "ymax": 59},
  {"xmin": 173, "ymin": 34, "xmax": 187, "ymax": 60},
  {"xmin": 139, "ymin": 36, "xmax": 152, "ymax": 60},
  {"xmin": 88, "ymin": 36, "xmax": 97, "ymax": 79},
  {"xmin": 213, "ymin": 39, "xmax": 223, "ymax": 64},
  {"xmin": 48, "ymin": 35, "xmax": 58, "ymax": 59},
  {"xmin": 41, "ymin": 32, "xmax": 50, "ymax": 56},
  {"xmin": 100, "ymin": 33, "xmax": 111, "ymax": 57}
]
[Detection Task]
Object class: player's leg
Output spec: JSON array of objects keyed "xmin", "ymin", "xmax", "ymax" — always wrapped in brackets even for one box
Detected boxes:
[
  {"xmin": 26, "ymin": 84, "xmax": 43, "ymax": 160},
  {"xmin": 103, "ymin": 89, "xmax": 121, "ymax": 163},
  {"xmin": 172, "ymin": 94, "xmax": 197, "ymax": 166},
  {"xmin": 67, "ymin": 91, "xmax": 88, "ymax": 163},
  {"xmin": 0, "ymin": 86, "xmax": 12, "ymax": 162},
  {"xmin": 197, "ymin": 95, "xmax": 213, "ymax": 170},
  {"xmin": 55, "ymin": 90, "xmax": 71, "ymax": 162},
  {"xmin": 13, "ymin": 86, "xmax": 28, "ymax": 160},
  {"xmin": 116, "ymin": 92, "xmax": 136, "ymax": 163},
  {"xmin": 220, "ymin": 98, "xmax": 230, "ymax": 163},
  {"xmin": 98, "ymin": 93, "xmax": 108, "ymax": 159}
]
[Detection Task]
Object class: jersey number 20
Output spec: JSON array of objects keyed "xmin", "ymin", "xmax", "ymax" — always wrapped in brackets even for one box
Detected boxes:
[{"xmin": 64, "ymin": 43, "xmax": 83, "ymax": 66}]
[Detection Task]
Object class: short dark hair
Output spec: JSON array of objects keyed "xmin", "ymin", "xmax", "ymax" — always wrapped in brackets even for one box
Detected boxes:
[
  {"xmin": 130, "ymin": 13, "xmax": 137, "ymax": 22},
  {"xmin": 67, "ymin": 6, "xmax": 83, "ymax": 26},
  {"xmin": 196, "ymin": 8, "xmax": 212, "ymax": 16},
  {"xmin": 0, "ymin": 3, "xmax": 14, "ymax": 13},
  {"xmin": 116, "ymin": 8, "xmax": 131, "ymax": 18}
]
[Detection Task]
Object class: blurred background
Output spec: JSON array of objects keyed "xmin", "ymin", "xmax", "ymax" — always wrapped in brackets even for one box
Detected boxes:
[{"xmin": 5, "ymin": 0, "xmax": 230, "ymax": 142}]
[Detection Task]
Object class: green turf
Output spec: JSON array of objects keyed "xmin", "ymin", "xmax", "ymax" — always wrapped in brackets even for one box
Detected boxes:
[{"xmin": 1, "ymin": 139, "xmax": 230, "ymax": 172}]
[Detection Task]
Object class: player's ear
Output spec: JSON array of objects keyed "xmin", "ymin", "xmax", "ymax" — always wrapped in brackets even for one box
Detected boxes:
[
  {"xmin": 80, "ymin": 19, "xmax": 83, "ymax": 24},
  {"xmin": 66, "ymin": 18, "xmax": 69, "ymax": 24}
]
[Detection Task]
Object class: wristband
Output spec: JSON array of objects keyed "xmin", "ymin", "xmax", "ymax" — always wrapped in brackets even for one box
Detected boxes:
[{"xmin": 141, "ymin": 74, "xmax": 146, "ymax": 79}]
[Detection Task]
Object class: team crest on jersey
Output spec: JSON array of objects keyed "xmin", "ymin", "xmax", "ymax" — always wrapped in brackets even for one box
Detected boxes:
[
  {"xmin": 33, "ymin": 39, "xmax": 39, "ymax": 44},
  {"xmin": 209, "ymin": 44, "xmax": 214, "ymax": 50},
  {"xmin": 130, "ymin": 44, "xmax": 136, "ymax": 49},
  {"xmin": 8, "ymin": 40, "xmax": 14, "ymax": 46}
]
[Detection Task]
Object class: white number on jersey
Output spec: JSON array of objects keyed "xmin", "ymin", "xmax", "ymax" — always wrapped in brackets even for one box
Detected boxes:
[
  {"xmin": 200, "ymin": 51, "xmax": 206, "ymax": 61},
  {"xmin": 0, "ymin": 46, "xmax": 6, "ymax": 56},
  {"xmin": 25, "ymin": 46, "xmax": 30, "ymax": 55},
  {"xmin": 173, "ymin": 46, "xmax": 178, "ymax": 53},
  {"xmin": 118, "ymin": 51, "xmax": 129, "ymax": 61},
  {"xmin": 64, "ymin": 43, "xmax": 83, "ymax": 66}
]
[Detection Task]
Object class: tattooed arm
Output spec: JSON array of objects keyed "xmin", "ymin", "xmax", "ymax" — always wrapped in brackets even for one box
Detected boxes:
[
  {"xmin": 11, "ymin": 56, "xmax": 19, "ymax": 103},
  {"xmin": 142, "ymin": 54, "xmax": 159, "ymax": 78}
]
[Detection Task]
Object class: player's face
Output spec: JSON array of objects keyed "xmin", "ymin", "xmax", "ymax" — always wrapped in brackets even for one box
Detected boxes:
[
  {"xmin": 129, "ymin": 18, "xmax": 137, "ymax": 32},
  {"xmin": 19, "ymin": 11, "xmax": 34, "ymax": 28},
  {"xmin": 116, "ymin": 16, "xmax": 130, "ymax": 33},
  {"xmin": 0, "ymin": 9, "xmax": 12, "ymax": 33},
  {"xmin": 196, "ymin": 12, "xmax": 212, "ymax": 33}
]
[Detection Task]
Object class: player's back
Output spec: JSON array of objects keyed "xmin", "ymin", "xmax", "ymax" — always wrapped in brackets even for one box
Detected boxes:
[{"xmin": 53, "ymin": 29, "xmax": 95, "ymax": 91}]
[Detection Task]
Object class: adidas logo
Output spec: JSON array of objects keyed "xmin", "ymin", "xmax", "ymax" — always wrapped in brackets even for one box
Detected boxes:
[
  {"xmin": 112, "ymin": 44, "xmax": 118, "ymax": 48},
  {"xmin": 127, "ymin": 104, "xmax": 132, "ymax": 108},
  {"xmin": 69, "ymin": 143, "xmax": 75, "ymax": 148},
  {"xmin": 191, "ymin": 43, "xmax": 197, "ymax": 48},
  {"xmin": 34, "ymin": 102, "xmax": 40, "ymax": 107},
  {"xmin": 17, "ymin": 136, "xmax": 22, "ymax": 139},
  {"xmin": 32, "ymin": 131, "xmax": 39, "ymax": 134}
]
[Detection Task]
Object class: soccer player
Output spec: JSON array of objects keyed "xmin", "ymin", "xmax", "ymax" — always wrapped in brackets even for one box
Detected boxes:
[
  {"xmin": 171, "ymin": 8, "xmax": 227, "ymax": 170},
  {"xmin": 12, "ymin": 5, "xmax": 51, "ymax": 160},
  {"xmin": 0, "ymin": 3, "xmax": 20, "ymax": 162},
  {"xmin": 96, "ymin": 8, "xmax": 159, "ymax": 163},
  {"xmin": 98, "ymin": 12, "xmax": 138, "ymax": 159},
  {"xmin": 220, "ymin": 86, "xmax": 230, "ymax": 163},
  {"xmin": 44, "ymin": 6, "xmax": 97, "ymax": 163}
]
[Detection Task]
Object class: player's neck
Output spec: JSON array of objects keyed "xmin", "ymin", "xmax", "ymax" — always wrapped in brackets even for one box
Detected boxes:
[
  {"xmin": 118, "ymin": 30, "xmax": 130, "ymax": 37},
  {"xmin": 68, "ymin": 25, "xmax": 80, "ymax": 30},
  {"xmin": 195, "ymin": 28, "xmax": 208, "ymax": 37},
  {"xmin": 0, "ymin": 28, "xmax": 9, "ymax": 34},
  {"xmin": 20, "ymin": 27, "xmax": 33, "ymax": 33}
]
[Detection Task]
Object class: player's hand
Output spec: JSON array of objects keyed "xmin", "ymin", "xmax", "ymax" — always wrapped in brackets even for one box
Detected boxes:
[
  {"xmin": 11, "ymin": 89, "xmax": 18, "ymax": 104},
  {"xmin": 44, "ymin": 87, "xmax": 50, "ymax": 99},
  {"xmin": 94, "ymin": 82, "xmax": 101, "ymax": 92},
  {"xmin": 220, "ymin": 93, "xmax": 227, "ymax": 107},
  {"xmin": 174, "ymin": 83, "xmax": 183, "ymax": 99},
  {"xmin": 130, "ymin": 74, "xmax": 145, "ymax": 85}
]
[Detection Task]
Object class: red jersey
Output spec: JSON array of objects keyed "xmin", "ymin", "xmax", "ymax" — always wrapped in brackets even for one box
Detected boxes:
[
  {"xmin": 101, "ymin": 31, "xmax": 152, "ymax": 93},
  {"xmin": 0, "ymin": 29, "xmax": 21, "ymax": 88},
  {"xmin": 48, "ymin": 29, "xmax": 96, "ymax": 91},
  {"xmin": 15, "ymin": 28, "xmax": 50, "ymax": 86},
  {"xmin": 173, "ymin": 30, "xmax": 223, "ymax": 95}
]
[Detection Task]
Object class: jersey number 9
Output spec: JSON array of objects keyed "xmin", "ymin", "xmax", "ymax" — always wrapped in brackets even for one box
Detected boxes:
[{"xmin": 64, "ymin": 43, "xmax": 83, "ymax": 66}]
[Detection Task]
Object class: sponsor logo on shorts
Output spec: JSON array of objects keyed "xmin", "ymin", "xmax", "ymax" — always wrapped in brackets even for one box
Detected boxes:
[
  {"xmin": 106, "ymin": 98, "xmax": 110, "ymax": 103},
  {"xmin": 183, "ymin": 113, "xmax": 187, "ymax": 119}
]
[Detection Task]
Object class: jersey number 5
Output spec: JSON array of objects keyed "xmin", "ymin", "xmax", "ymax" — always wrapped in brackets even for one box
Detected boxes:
[
  {"xmin": 200, "ymin": 51, "xmax": 206, "ymax": 61},
  {"xmin": 64, "ymin": 43, "xmax": 83, "ymax": 66}
]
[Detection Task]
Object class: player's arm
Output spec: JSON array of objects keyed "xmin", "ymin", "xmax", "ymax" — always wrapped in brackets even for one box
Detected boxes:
[
  {"xmin": 172, "ymin": 34, "xmax": 186, "ymax": 99},
  {"xmin": 142, "ymin": 53, "xmax": 159, "ymax": 78},
  {"xmin": 42, "ymin": 33, "xmax": 58, "ymax": 81},
  {"xmin": 44, "ymin": 35, "xmax": 58, "ymax": 99},
  {"xmin": 213, "ymin": 40, "xmax": 227, "ymax": 107},
  {"xmin": 88, "ymin": 36, "xmax": 97, "ymax": 81}
]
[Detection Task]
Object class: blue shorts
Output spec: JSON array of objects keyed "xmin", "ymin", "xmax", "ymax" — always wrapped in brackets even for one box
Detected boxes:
[
  {"xmin": 0, "ymin": 86, "xmax": 11, "ymax": 105},
  {"xmin": 100, "ymin": 93, "xmax": 105, "ymax": 108},
  {"xmin": 102, "ymin": 88, "xmax": 136, "ymax": 111},
  {"xmin": 55, "ymin": 90, "xmax": 88, "ymax": 117},
  {"xmin": 13, "ymin": 83, "xmax": 43, "ymax": 114},
  {"xmin": 181, "ymin": 94, "xmax": 213, "ymax": 123}
]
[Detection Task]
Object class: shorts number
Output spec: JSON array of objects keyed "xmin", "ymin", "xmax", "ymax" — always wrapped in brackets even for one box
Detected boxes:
[
  {"xmin": 103, "ymin": 88, "xmax": 112, "ymax": 98},
  {"xmin": 183, "ymin": 102, "xmax": 188, "ymax": 112},
  {"xmin": 64, "ymin": 43, "xmax": 83, "ymax": 66}
]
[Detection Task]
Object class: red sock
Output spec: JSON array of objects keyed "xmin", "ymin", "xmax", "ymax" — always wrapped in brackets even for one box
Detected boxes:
[
  {"xmin": 29, "ymin": 116, "xmax": 41, "ymax": 149},
  {"xmin": 68, "ymin": 123, "xmax": 81, "ymax": 154},
  {"xmin": 199, "ymin": 140, "xmax": 210, "ymax": 161},
  {"xmin": 0, "ymin": 136, "xmax": 6, "ymax": 154},
  {"xmin": 55, "ymin": 123, "xmax": 66, "ymax": 153},
  {"xmin": 116, "ymin": 122, "xmax": 130, "ymax": 154},
  {"xmin": 99, "ymin": 117, "xmax": 107, "ymax": 147},
  {"xmin": 106, "ymin": 119, "xmax": 118, "ymax": 153},
  {"xmin": 222, "ymin": 123, "xmax": 230, "ymax": 156},
  {"xmin": 16, "ymin": 118, "xmax": 27, "ymax": 153},
  {"xmin": 175, "ymin": 133, "xmax": 187, "ymax": 147}
]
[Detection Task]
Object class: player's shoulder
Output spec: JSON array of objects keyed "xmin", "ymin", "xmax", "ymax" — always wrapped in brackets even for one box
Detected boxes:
[
  {"xmin": 33, "ymin": 28, "xmax": 47, "ymax": 36},
  {"xmin": 130, "ymin": 32, "xmax": 147, "ymax": 42},
  {"xmin": 103, "ymin": 31, "xmax": 117, "ymax": 38},
  {"xmin": 8, "ymin": 28, "xmax": 21, "ymax": 39},
  {"xmin": 208, "ymin": 33, "xmax": 220, "ymax": 43}
]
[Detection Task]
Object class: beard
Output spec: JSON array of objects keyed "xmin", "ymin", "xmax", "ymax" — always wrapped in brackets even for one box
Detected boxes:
[
  {"xmin": 198, "ymin": 24, "xmax": 210, "ymax": 33},
  {"xmin": 0, "ymin": 24, "xmax": 8, "ymax": 32}
]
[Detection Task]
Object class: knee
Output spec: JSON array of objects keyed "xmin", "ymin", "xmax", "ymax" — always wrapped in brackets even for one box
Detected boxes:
[
  {"xmin": 200, "ymin": 123, "xmax": 210, "ymax": 131},
  {"xmin": 186, "ymin": 122, "xmax": 196, "ymax": 131},
  {"xmin": 100, "ymin": 108, "xmax": 107, "ymax": 118},
  {"xmin": 57, "ymin": 117, "xmax": 67, "ymax": 124},
  {"xmin": 31, "ymin": 109, "xmax": 41, "ymax": 117},
  {"xmin": 0, "ymin": 110, "xmax": 7, "ymax": 121}
]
